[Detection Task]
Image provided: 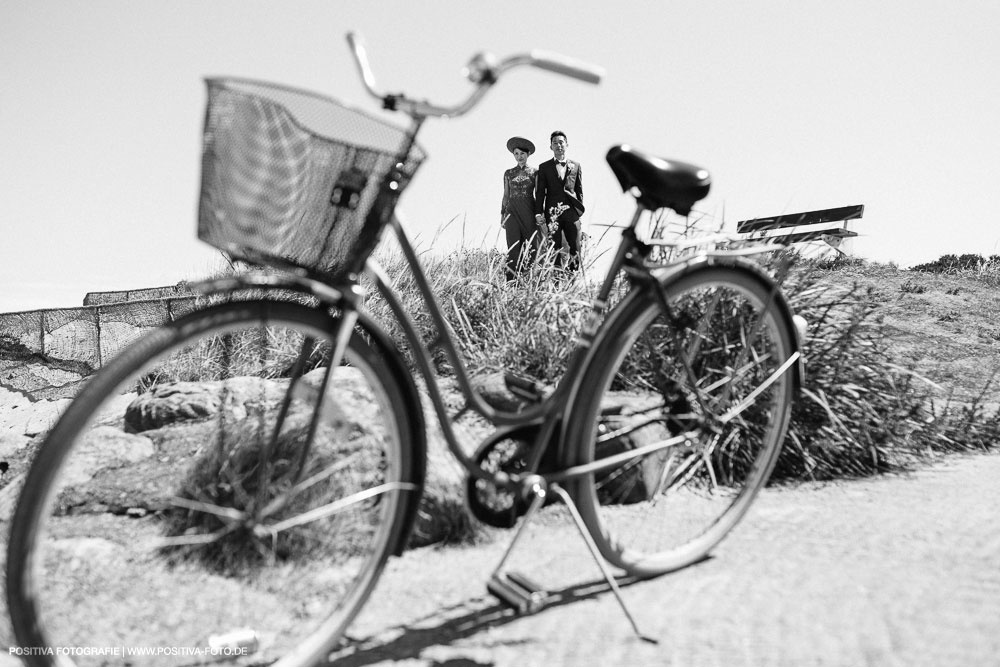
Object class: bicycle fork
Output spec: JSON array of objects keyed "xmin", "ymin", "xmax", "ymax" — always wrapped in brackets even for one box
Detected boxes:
[{"xmin": 486, "ymin": 475, "xmax": 658, "ymax": 644}]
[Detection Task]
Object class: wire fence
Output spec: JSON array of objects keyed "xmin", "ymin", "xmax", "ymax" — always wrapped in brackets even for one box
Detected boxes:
[{"xmin": 0, "ymin": 285, "xmax": 197, "ymax": 401}]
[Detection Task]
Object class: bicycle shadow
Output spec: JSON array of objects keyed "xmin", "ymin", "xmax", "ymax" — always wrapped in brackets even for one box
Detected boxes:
[{"xmin": 324, "ymin": 562, "xmax": 708, "ymax": 666}]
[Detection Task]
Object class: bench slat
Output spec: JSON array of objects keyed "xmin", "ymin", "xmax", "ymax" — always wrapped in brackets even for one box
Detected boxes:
[{"xmin": 736, "ymin": 204, "xmax": 864, "ymax": 233}]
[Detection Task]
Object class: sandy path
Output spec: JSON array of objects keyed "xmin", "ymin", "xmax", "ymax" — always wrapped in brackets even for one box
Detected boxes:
[{"xmin": 333, "ymin": 452, "xmax": 1000, "ymax": 667}]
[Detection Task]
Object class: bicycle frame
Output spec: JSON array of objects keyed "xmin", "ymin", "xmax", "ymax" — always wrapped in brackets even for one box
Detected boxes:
[
  {"xmin": 364, "ymin": 211, "xmax": 601, "ymax": 484},
  {"xmin": 362, "ymin": 202, "xmax": 804, "ymax": 489}
]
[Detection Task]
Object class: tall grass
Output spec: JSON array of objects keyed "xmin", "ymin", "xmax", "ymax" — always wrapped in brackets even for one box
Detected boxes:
[
  {"xmin": 364, "ymin": 244, "xmax": 1000, "ymax": 482},
  {"xmin": 777, "ymin": 253, "xmax": 1000, "ymax": 479},
  {"xmin": 364, "ymin": 242, "xmax": 596, "ymax": 385}
]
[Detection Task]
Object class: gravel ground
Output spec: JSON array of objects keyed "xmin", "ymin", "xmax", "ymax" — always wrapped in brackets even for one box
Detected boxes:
[{"xmin": 334, "ymin": 451, "xmax": 1000, "ymax": 667}]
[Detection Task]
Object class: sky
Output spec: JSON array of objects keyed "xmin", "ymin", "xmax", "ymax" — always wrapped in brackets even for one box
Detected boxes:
[{"xmin": 2, "ymin": 0, "xmax": 999, "ymax": 313}]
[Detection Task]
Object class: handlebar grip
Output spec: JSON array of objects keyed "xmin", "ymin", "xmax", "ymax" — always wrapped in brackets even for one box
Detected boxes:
[
  {"xmin": 345, "ymin": 32, "xmax": 381, "ymax": 97},
  {"xmin": 345, "ymin": 31, "xmax": 365, "ymax": 68},
  {"xmin": 529, "ymin": 50, "xmax": 604, "ymax": 85}
]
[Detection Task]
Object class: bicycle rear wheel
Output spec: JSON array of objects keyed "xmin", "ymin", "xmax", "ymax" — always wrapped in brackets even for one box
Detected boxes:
[
  {"xmin": 566, "ymin": 264, "xmax": 798, "ymax": 577},
  {"xmin": 7, "ymin": 299, "xmax": 421, "ymax": 666}
]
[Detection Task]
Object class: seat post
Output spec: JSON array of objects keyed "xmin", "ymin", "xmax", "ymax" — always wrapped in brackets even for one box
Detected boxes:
[{"xmin": 625, "ymin": 205, "xmax": 646, "ymax": 230}]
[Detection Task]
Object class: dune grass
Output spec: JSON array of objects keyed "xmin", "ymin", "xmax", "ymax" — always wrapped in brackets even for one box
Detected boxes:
[{"xmin": 363, "ymin": 242, "xmax": 1000, "ymax": 483}]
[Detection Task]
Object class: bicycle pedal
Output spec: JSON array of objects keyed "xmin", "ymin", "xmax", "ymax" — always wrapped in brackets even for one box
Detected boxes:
[{"xmin": 487, "ymin": 571, "xmax": 549, "ymax": 614}]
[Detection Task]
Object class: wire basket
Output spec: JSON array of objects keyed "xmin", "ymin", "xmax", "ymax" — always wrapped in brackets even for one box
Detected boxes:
[{"xmin": 198, "ymin": 78, "xmax": 426, "ymax": 280}]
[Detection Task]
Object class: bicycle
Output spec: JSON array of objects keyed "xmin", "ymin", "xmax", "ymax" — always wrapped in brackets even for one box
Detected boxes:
[{"xmin": 6, "ymin": 32, "xmax": 804, "ymax": 666}]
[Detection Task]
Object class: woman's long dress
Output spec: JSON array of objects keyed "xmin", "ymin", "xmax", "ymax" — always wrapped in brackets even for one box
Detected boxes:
[{"xmin": 501, "ymin": 165, "xmax": 538, "ymax": 279}]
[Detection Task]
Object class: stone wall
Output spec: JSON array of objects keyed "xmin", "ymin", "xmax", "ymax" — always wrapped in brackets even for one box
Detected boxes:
[{"xmin": 0, "ymin": 286, "xmax": 198, "ymax": 401}]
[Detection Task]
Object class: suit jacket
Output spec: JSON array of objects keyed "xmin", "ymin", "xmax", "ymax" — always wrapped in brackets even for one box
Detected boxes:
[{"xmin": 534, "ymin": 158, "xmax": 584, "ymax": 224}]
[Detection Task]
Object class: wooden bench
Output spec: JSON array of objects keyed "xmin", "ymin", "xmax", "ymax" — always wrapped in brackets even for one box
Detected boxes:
[{"xmin": 734, "ymin": 204, "xmax": 864, "ymax": 249}]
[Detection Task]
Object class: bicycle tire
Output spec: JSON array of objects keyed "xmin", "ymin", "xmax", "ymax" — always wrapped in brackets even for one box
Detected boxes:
[
  {"xmin": 7, "ymin": 299, "xmax": 422, "ymax": 666},
  {"xmin": 565, "ymin": 264, "xmax": 798, "ymax": 577}
]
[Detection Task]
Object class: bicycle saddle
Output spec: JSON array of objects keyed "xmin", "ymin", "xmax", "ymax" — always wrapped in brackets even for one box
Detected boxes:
[{"xmin": 606, "ymin": 144, "xmax": 711, "ymax": 216}]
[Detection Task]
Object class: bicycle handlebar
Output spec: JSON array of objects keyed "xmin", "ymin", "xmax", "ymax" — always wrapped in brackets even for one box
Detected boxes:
[
  {"xmin": 346, "ymin": 31, "xmax": 604, "ymax": 118},
  {"xmin": 521, "ymin": 50, "xmax": 603, "ymax": 85}
]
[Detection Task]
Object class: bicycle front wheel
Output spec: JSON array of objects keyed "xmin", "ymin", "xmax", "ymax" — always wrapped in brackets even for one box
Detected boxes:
[
  {"xmin": 7, "ymin": 299, "xmax": 421, "ymax": 666},
  {"xmin": 566, "ymin": 264, "xmax": 798, "ymax": 577}
]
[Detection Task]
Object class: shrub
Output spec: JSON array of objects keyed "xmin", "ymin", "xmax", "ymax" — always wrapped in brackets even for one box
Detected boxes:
[
  {"xmin": 364, "ymin": 243, "xmax": 591, "ymax": 384},
  {"xmin": 779, "ymin": 274, "xmax": 919, "ymax": 478},
  {"xmin": 911, "ymin": 252, "xmax": 997, "ymax": 273},
  {"xmin": 365, "ymin": 243, "xmax": 1000, "ymax": 483},
  {"xmin": 900, "ymin": 279, "xmax": 928, "ymax": 294},
  {"xmin": 778, "ymin": 263, "xmax": 1000, "ymax": 480}
]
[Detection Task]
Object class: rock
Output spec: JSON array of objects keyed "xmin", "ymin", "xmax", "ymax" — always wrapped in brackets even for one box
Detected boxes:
[
  {"xmin": 92, "ymin": 391, "xmax": 138, "ymax": 428},
  {"xmin": 409, "ymin": 419, "xmax": 472, "ymax": 547},
  {"xmin": 57, "ymin": 426, "xmax": 156, "ymax": 489},
  {"xmin": 43, "ymin": 426, "xmax": 164, "ymax": 515},
  {"xmin": 594, "ymin": 393, "xmax": 678, "ymax": 505},
  {"xmin": 0, "ymin": 471, "xmax": 24, "ymax": 523},
  {"xmin": 0, "ymin": 431, "xmax": 30, "ymax": 458},
  {"xmin": 1, "ymin": 384, "xmax": 72, "ymax": 437},
  {"xmin": 123, "ymin": 376, "xmax": 289, "ymax": 432},
  {"xmin": 470, "ymin": 371, "xmax": 549, "ymax": 412},
  {"xmin": 296, "ymin": 367, "xmax": 385, "ymax": 433},
  {"xmin": 24, "ymin": 398, "xmax": 71, "ymax": 436},
  {"xmin": 125, "ymin": 381, "xmax": 223, "ymax": 432},
  {"xmin": 0, "ymin": 384, "xmax": 34, "ymax": 435},
  {"xmin": 13, "ymin": 368, "xmax": 487, "ymax": 550},
  {"xmin": 123, "ymin": 369, "xmax": 380, "ymax": 433}
]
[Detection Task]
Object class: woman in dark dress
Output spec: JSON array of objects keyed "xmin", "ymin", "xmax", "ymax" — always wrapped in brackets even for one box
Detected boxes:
[{"xmin": 500, "ymin": 136, "xmax": 539, "ymax": 281}]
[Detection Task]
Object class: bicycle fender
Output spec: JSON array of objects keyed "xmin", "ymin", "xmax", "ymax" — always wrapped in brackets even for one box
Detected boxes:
[{"xmin": 187, "ymin": 271, "xmax": 364, "ymax": 311}]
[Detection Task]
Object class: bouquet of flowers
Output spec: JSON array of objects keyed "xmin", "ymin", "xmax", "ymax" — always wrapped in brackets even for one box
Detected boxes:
[{"xmin": 547, "ymin": 203, "xmax": 570, "ymax": 235}]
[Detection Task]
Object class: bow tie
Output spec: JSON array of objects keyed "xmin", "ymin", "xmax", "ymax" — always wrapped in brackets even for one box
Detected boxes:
[{"xmin": 556, "ymin": 161, "xmax": 567, "ymax": 167}]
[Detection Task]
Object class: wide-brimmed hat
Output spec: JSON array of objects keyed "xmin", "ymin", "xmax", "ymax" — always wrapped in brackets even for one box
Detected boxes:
[{"xmin": 506, "ymin": 136, "xmax": 535, "ymax": 155}]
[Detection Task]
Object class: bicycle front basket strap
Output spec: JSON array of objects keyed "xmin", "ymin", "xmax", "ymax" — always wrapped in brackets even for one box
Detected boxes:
[{"xmin": 198, "ymin": 78, "xmax": 426, "ymax": 279}]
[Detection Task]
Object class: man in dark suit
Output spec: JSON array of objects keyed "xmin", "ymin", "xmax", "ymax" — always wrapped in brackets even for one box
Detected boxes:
[{"xmin": 534, "ymin": 130, "xmax": 584, "ymax": 273}]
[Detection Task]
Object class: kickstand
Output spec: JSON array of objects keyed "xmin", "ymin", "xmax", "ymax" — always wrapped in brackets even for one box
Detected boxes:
[
  {"xmin": 549, "ymin": 483, "xmax": 658, "ymax": 644},
  {"xmin": 485, "ymin": 476, "xmax": 658, "ymax": 644}
]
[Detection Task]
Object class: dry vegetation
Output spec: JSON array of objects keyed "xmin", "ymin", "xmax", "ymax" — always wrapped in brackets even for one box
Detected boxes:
[
  {"xmin": 778, "ymin": 254, "xmax": 1000, "ymax": 480},
  {"xmin": 365, "ymin": 244, "xmax": 1000, "ymax": 484}
]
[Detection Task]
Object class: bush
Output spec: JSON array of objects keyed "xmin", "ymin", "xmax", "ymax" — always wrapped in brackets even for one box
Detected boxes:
[
  {"xmin": 900, "ymin": 279, "xmax": 928, "ymax": 294},
  {"xmin": 778, "ymin": 262, "xmax": 1000, "ymax": 480},
  {"xmin": 364, "ymin": 244, "xmax": 591, "ymax": 384},
  {"xmin": 911, "ymin": 252, "xmax": 1000, "ymax": 274},
  {"xmin": 365, "ymin": 244, "xmax": 999, "ymax": 484}
]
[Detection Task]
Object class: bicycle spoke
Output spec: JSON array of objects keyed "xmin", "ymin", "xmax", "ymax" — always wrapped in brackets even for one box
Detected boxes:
[
  {"xmin": 167, "ymin": 495, "xmax": 247, "ymax": 523},
  {"xmin": 596, "ymin": 415, "xmax": 675, "ymax": 445},
  {"xmin": 259, "ymin": 451, "xmax": 364, "ymax": 519},
  {"xmin": 719, "ymin": 352, "xmax": 799, "ymax": 424},
  {"xmin": 262, "ymin": 481, "xmax": 418, "ymax": 535},
  {"xmin": 147, "ymin": 524, "xmax": 241, "ymax": 551},
  {"xmin": 259, "ymin": 335, "xmax": 317, "ymax": 494}
]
